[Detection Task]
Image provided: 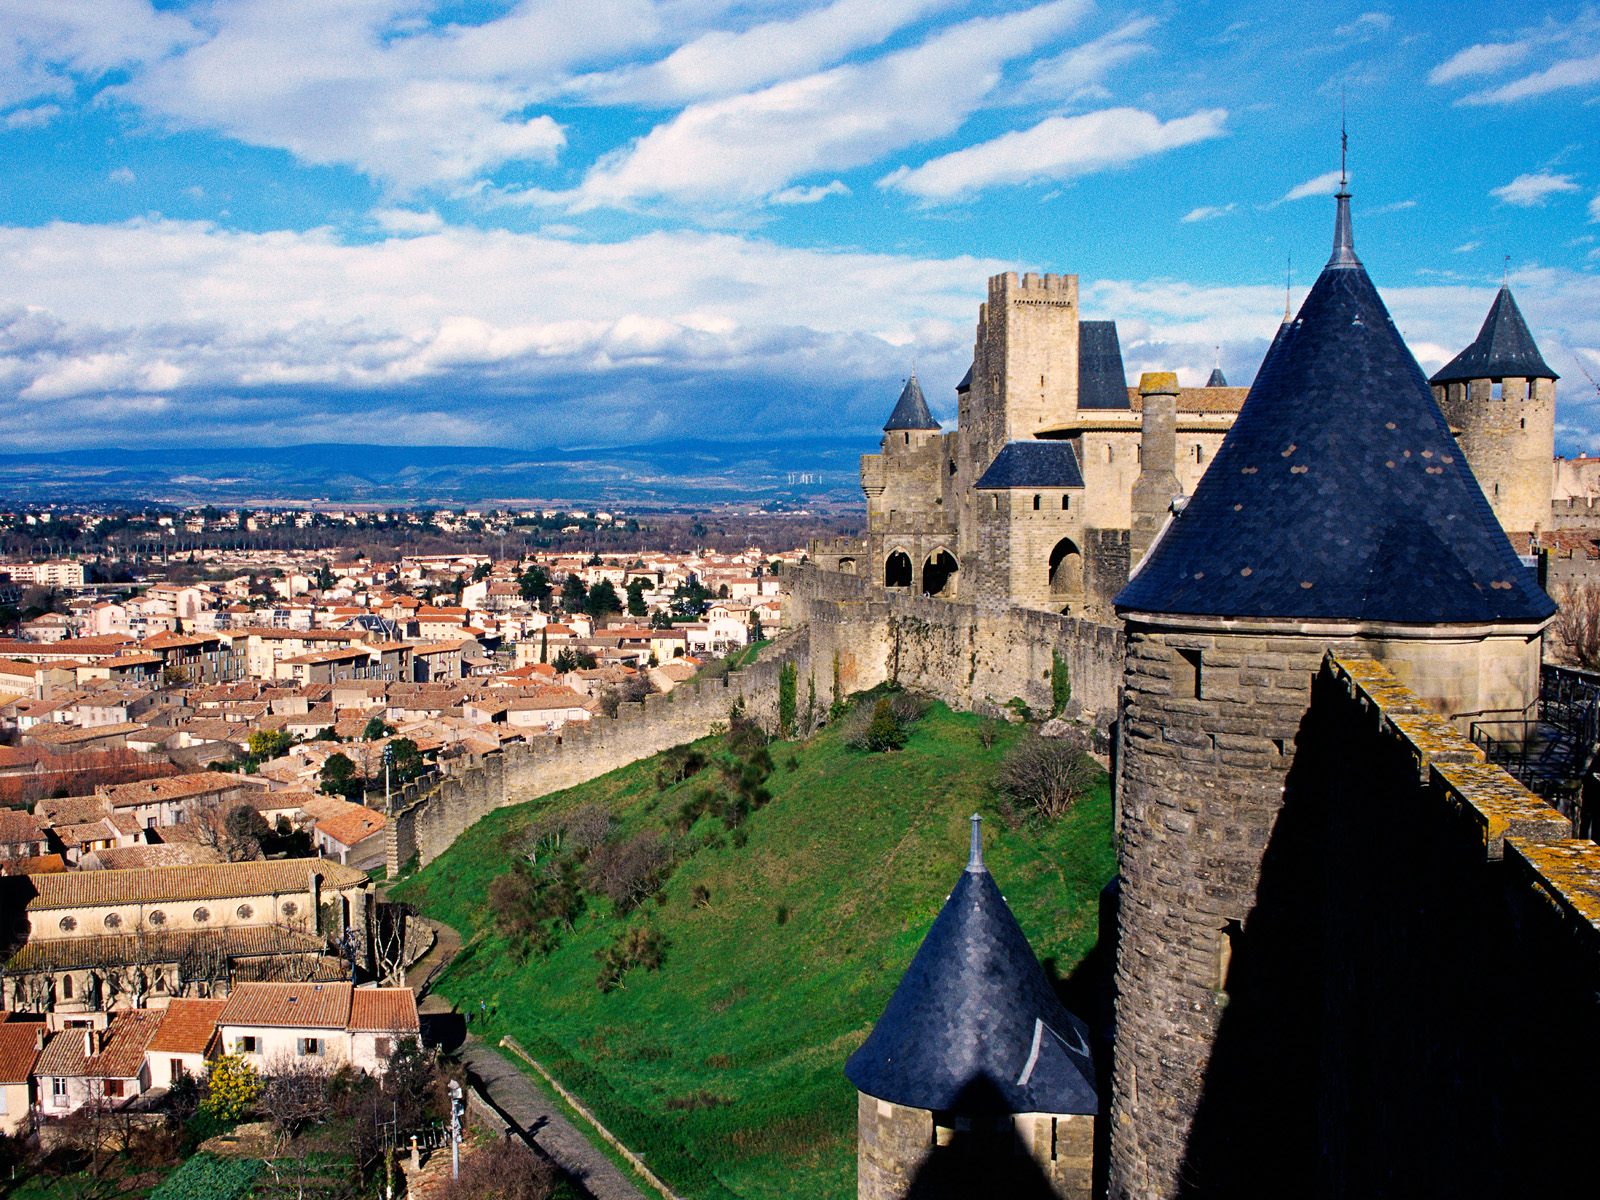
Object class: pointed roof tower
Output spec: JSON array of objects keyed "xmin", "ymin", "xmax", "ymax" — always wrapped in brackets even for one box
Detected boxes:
[
  {"xmin": 845, "ymin": 816, "xmax": 1097, "ymax": 1115},
  {"xmin": 883, "ymin": 373, "xmax": 939, "ymax": 432},
  {"xmin": 1206, "ymin": 367, "xmax": 1229, "ymax": 388},
  {"xmin": 1429, "ymin": 286, "xmax": 1558, "ymax": 385},
  {"xmin": 1115, "ymin": 184, "xmax": 1555, "ymax": 625}
]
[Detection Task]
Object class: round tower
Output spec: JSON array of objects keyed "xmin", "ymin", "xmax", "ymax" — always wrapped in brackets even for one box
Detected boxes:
[
  {"xmin": 1429, "ymin": 286, "xmax": 1558, "ymax": 541},
  {"xmin": 847, "ymin": 816, "xmax": 1098, "ymax": 1200},
  {"xmin": 1108, "ymin": 184, "xmax": 1555, "ymax": 1198},
  {"xmin": 881, "ymin": 372, "xmax": 941, "ymax": 454}
]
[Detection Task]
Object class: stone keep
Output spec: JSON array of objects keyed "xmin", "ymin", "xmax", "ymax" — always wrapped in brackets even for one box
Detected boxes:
[
  {"xmin": 1428, "ymin": 286, "xmax": 1559, "ymax": 541},
  {"xmin": 846, "ymin": 817, "xmax": 1098, "ymax": 1200},
  {"xmin": 1108, "ymin": 183, "xmax": 1555, "ymax": 1199}
]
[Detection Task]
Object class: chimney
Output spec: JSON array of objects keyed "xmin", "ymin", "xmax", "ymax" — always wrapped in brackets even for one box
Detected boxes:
[{"xmin": 1130, "ymin": 371, "xmax": 1182, "ymax": 566}]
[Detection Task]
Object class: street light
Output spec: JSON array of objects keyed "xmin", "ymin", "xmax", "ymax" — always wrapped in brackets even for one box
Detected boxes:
[{"xmin": 447, "ymin": 1080, "xmax": 463, "ymax": 1180}]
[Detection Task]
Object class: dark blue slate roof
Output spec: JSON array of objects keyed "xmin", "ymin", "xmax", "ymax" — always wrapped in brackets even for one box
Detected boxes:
[
  {"xmin": 1206, "ymin": 366, "xmax": 1228, "ymax": 387},
  {"xmin": 1429, "ymin": 286, "xmax": 1557, "ymax": 385},
  {"xmin": 956, "ymin": 363, "xmax": 973, "ymax": 394},
  {"xmin": 1078, "ymin": 320, "xmax": 1130, "ymax": 409},
  {"xmin": 1116, "ymin": 192, "xmax": 1556, "ymax": 625},
  {"xmin": 884, "ymin": 374, "xmax": 940, "ymax": 431},
  {"xmin": 974, "ymin": 441, "xmax": 1084, "ymax": 490},
  {"xmin": 844, "ymin": 820, "xmax": 1097, "ymax": 1114}
]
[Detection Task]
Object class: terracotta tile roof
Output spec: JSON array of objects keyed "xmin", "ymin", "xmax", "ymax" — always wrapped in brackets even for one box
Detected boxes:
[
  {"xmin": 6, "ymin": 924, "xmax": 326, "ymax": 973},
  {"xmin": 37, "ymin": 1010, "xmax": 162, "ymax": 1079},
  {"xmin": 315, "ymin": 806, "xmax": 386, "ymax": 849},
  {"xmin": 85, "ymin": 844, "xmax": 227, "ymax": 870},
  {"xmin": 0, "ymin": 808, "xmax": 45, "ymax": 844},
  {"xmin": 0, "ymin": 1019, "xmax": 43, "ymax": 1082},
  {"xmin": 22, "ymin": 857, "xmax": 367, "ymax": 912},
  {"xmin": 219, "ymin": 981, "xmax": 353, "ymax": 1029},
  {"xmin": 25, "ymin": 722, "xmax": 147, "ymax": 746},
  {"xmin": 148, "ymin": 998, "xmax": 228, "ymax": 1055},
  {"xmin": 1, "ymin": 853, "xmax": 65, "ymax": 875},
  {"xmin": 100, "ymin": 771, "xmax": 260, "ymax": 808},
  {"xmin": 349, "ymin": 988, "xmax": 420, "ymax": 1033}
]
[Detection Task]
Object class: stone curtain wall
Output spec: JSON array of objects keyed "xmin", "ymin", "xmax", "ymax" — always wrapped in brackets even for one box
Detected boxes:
[
  {"xmin": 786, "ymin": 564, "xmax": 1124, "ymax": 720},
  {"xmin": 386, "ymin": 631, "xmax": 804, "ymax": 873},
  {"xmin": 1109, "ymin": 651, "xmax": 1600, "ymax": 1199}
]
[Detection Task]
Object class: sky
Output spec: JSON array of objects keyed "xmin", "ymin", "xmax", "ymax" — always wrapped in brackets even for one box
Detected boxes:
[{"xmin": 1, "ymin": 0, "xmax": 1599, "ymax": 454}]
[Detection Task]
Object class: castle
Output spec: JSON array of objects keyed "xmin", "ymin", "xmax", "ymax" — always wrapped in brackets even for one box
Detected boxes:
[
  {"xmin": 841, "ymin": 182, "xmax": 1596, "ymax": 1199},
  {"xmin": 818, "ymin": 223, "xmax": 1560, "ymax": 619}
]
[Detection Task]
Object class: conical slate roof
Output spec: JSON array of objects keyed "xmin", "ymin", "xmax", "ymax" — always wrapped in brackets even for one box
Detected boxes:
[
  {"xmin": 1429, "ymin": 286, "xmax": 1557, "ymax": 385},
  {"xmin": 883, "ymin": 374, "xmax": 939, "ymax": 431},
  {"xmin": 844, "ymin": 818, "xmax": 1097, "ymax": 1115},
  {"xmin": 1116, "ymin": 190, "xmax": 1556, "ymax": 625},
  {"xmin": 1078, "ymin": 320, "xmax": 1131, "ymax": 410},
  {"xmin": 1206, "ymin": 366, "xmax": 1229, "ymax": 387}
]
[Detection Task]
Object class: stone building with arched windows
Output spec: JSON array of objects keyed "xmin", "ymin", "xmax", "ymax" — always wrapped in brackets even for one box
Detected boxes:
[{"xmin": 843, "ymin": 274, "xmax": 1249, "ymax": 618}]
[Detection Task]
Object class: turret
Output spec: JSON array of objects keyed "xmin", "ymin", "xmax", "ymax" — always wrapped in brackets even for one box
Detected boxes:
[
  {"xmin": 1107, "ymin": 178, "xmax": 1555, "ymax": 1199},
  {"xmin": 847, "ymin": 816, "xmax": 1097, "ymax": 1200},
  {"xmin": 1429, "ymin": 286, "xmax": 1558, "ymax": 540},
  {"xmin": 882, "ymin": 373, "xmax": 940, "ymax": 453}
]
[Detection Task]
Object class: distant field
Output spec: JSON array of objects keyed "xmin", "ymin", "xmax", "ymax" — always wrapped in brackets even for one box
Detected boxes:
[{"xmin": 394, "ymin": 700, "xmax": 1115, "ymax": 1200}]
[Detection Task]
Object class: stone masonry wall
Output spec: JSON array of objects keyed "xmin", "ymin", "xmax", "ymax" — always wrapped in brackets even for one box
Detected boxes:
[{"xmin": 1109, "ymin": 647, "xmax": 1600, "ymax": 1199}]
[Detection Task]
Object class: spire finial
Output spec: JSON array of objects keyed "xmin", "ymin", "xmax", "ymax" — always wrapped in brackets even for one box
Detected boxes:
[
  {"xmin": 1503, "ymin": 254, "xmax": 1510, "ymax": 288},
  {"xmin": 966, "ymin": 813, "xmax": 985, "ymax": 873},
  {"xmin": 1340, "ymin": 88, "xmax": 1348, "ymax": 190},
  {"xmin": 1328, "ymin": 122, "xmax": 1361, "ymax": 269},
  {"xmin": 1284, "ymin": 254, "xmax": 1293, "ymax": 321}
]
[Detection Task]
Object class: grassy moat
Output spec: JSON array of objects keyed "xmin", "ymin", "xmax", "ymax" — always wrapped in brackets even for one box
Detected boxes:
[{"xmin": 393, "ymin": 698, "xmax": 1115, "ymax": 1200}]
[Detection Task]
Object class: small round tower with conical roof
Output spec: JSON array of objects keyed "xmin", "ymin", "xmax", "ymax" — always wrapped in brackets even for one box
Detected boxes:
[
  {"xmin": 847, "ymin": 816, "xmax": 1098, "ymax": 1200},
  {"xmin": 1428, "ymin": 286, "xmax": 1558, "ymax": 541},
  {"xmin": 1107, "ymin": 178, "xmax": 1555, "ymax": 1198}
]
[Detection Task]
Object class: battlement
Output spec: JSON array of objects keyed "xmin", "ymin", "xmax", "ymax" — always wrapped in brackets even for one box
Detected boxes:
[{"xmin": 989, "ymin": 271, "xmax": 1077, "ymax": 307}]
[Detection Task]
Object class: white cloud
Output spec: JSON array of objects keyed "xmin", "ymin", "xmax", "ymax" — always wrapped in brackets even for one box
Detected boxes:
[
  {"xmin": 3, "ymin": 103, "xmax": 59, "ymax": 129},
  {"xmin": 1274, "ymin": 169, "xmax": 1344, "ymax": 205},
  {"xmin": 566, "ymin": 1, "xmax": 1087, "ymax": 209},
  {"xmin": 1591, "ymin": 192, "xmax": 1600, "ymax": 221},
  {"xmin": 771, "ymin": 181, "xmax": 851, "ymax": 205},
  {"xmin": 1013, "ymin": 16, "xmax": 1156, "ymax": 103},
  {"xmin": 1182, "ymin": 203, "xmax": 1237, "ymax": 223},
  {"xmin": 1334, "ymin": 12, "xmax": 1393, "ymax": 41},
  {"xmin": 1462, "ymin": 50, "xmax": 1600, "ymax": 104},
  {"xmin": 372, "ymin": 208, "xmax": 446, "ymax": 235},
  {"xmin": 0, "ymin": 0, "xmax": 198, "ymax": 108},
  {"xmin": 1453, "ymin": 241, "xmax": 1481, "ymax": 253},
  {"xmin": 881, "ymin": 107, "xmax": 1227, "ymax": 201},
  {"xmin": 1491, "ymin": 171, "xmax": 1581, "ymax": 206},
  {"xmin": 568, "ymin": 0, "xmax": 967, "ymax": 105},
  {"xmin": 1428, "ymin": 40, "xmax": 1534, "ymax": 85},
  {"xmin": 1366, "ymin": 199, "xmax": 1417, "ymax": 215},
  {"xmin": 107, "ymin": 166, "xmax": 135, "ymax": 185}
]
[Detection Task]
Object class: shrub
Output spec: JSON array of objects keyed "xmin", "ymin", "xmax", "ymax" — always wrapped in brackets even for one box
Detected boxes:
[
  {"xmin": 1051, "ymin": 650, "xmax": 1072, "ymax": 716},
  {"xmin": 200, "ymin": 1054, "xmax": 259, "ymax": 1121},
  {"xmin": 690, "ymin": 884, "xmax": 712, "ymax": 908},
  {"xmin": 978, "ymin": 717, "xmax": 1002, "ymax": 749},
  {"xmin": 777, "ymin": 660, "xmax": 798, "ymax": 737},
  {"xmin": 440, "ymin": 1140, "xmax": 558, "ymax": 1200},
  {"xmin": 596, "ymin": 924, "xmax": 668, "ymax": 992},
  {"xmin": 489, "ymin": 859, "xmax": 586, "ymax": 960},
  {"xmin": 586, "ymin": 830, "xmax": 670, "ymax": 912},
  {"xmin": 150, "ymin": 1153, "xmax": 261, "ymax": 1200},
  {"xmin": 656, "ymin": 746, "xmax": 707, "ymax": 789},
  {"xmin": 864, "ymin": 698, "xmax": 906, "ymax": 751},
  {"xmin": 997, "ymin": 735, "xmax": 1100, "ymax": 822},
  {"xmin": 775, "ymin": 904, "xmax": 789, "ymax": 926}
]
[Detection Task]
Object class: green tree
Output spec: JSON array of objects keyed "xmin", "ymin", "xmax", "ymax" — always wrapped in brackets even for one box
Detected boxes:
[
  {"xmin": 314, "ymin": 562, "xmax": 335, "ymax": 591},
  {"xmin": 560, "ymin": 573, "xmax": 587, "ymax": 612},
  {"xmin": 363, "ymin": 716, "xmax": 394, "ymax": 741},
  {"xmin": 319, "ymin": 752, "xmax": 362, "ymax": 801},
  {"xmin": 865, "ymin": 697, "xmax": 907, "ymax": 752},
  {"xmin": 246, "ymin": 729, "xmax": 293, "ymax": 760},
  {"xmin": 201, "ymin": 1054, "xmax": 260, "ymax": 1120},
  {"xmin": 626, "ymin": 578, "xmax": 648, "ymax": 618},
  {"xmin": 777, "ymin": 660, "xmax": 798, "ymax": 738},
  {"xmin": 586, "ymin": 578, "xmax": 622, "ymax": 617},
  {"xmin": 388, "ymin": 737, "xmax": 426, "ymax": 784},
  {"xmin": 518, "ymin": 565, "xmax": 551, "ymax": 609},
  {"xmin": 472, "ymin": 561, "xmax": 492, "ymax": 581}
]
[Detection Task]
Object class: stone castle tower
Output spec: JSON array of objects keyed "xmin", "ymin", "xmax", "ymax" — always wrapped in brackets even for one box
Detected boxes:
[
  {"xmin": 1428, "ymin": 286, "xmax": 1559, "ymax": 541},
  {"xmin": 851, "ymin": 274, "xmax": 1246, "ymax": 617},
  {"xmin": 1107, "ymin": 183, "xmax": 1555, "ymax": 1197},
  {"xmin": 846, "ymin": 817, "xmax": 1098, "ymax": 1200}
]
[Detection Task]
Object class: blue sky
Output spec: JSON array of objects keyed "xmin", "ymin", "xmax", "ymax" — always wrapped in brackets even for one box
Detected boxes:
[{"xmin": 1, "ymin": 0, "xmax": 1598, "ymax": 453}]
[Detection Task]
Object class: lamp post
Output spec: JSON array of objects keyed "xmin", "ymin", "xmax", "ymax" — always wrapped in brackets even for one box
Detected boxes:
[{"xmin": 447, "ymin": 1080, "xmax": 463, "ymax": 1180}]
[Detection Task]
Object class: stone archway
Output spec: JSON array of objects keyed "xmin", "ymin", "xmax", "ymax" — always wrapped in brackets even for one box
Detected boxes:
[
  {"xmin": 1049, "ymin": 537, "xmax": 1084, "ymax": 602},
  {"xmin": 838, "ymin": 557, "xmax": 857, "ymax": 575},
  {"xmin": 921, "ymin": 550, "xmax": 959, "ymax": 597},
  {"xmin": 885, "ymin": 551, "xmax": 913, "ymax": 589}
]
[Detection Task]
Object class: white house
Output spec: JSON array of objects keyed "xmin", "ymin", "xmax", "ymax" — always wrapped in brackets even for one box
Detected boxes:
[
  {"xmin": 217, "ymin": 982, "xmax": 419, "ymax": 1075},
  {"xmin": 34, "ymin": 1010, "xmax": 161, "ymax": 1116}
]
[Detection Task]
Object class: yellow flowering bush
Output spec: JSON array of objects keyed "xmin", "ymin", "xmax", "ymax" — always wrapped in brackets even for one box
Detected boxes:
[{"xmin": 200, "ymin": 1053, "xmax": 260, "ymax": 1121}]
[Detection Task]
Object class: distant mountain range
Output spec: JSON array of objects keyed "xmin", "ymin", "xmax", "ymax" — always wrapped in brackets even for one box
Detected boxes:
[{"xmin": 0, "ymin": 438, "xmax": 870, "ymax": 507}]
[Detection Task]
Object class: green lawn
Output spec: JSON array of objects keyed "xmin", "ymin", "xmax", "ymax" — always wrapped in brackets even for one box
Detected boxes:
[{"xmin": 393, "ymin": 700, "xmax": 1115, "ymax": 1200}]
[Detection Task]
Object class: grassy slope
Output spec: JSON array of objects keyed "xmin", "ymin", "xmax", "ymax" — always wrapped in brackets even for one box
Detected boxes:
[{"xmin": 393, "ymin": 703, "xmax": 1114, "ymax": 1200}]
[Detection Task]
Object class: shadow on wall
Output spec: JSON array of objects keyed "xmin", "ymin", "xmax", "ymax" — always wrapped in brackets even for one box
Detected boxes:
[
  {"xmin": 902, "ymin": 1077, "xmax": 1060, "ymax": 1200},
  {"xmin": 1174, "ymin": 665, "xmax": 1597, "ymax": 1200}
]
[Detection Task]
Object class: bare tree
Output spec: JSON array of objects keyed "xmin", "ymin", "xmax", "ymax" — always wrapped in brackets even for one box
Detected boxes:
[
  {"xmin": 1551, "ymin": 582, "xmax": 1600, "ymax": 670},
  {"xmin": 997, "ymin": 735, "xmax": 1100, "ymax": 822},
  {"xmin": 439, "ymin": 1141, "xmax": 558, "ymax": 1200},
  {"xmin": 259, "ymin": 1052, "xmax": 334, "ymax": 1142},
  {"xmin": 372, "ymin": 902, "xmax": 417, "ymax": 987}
]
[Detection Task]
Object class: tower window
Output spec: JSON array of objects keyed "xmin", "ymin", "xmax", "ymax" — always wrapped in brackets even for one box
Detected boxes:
[
  {"xmin": 904, "ymin": 432, "xmax": 910, "ymax": 446},
  {"xmin": 1217, "ymin": 919, "xmax": 1243, "ymax": 990},
  {"xmin": 1107, "ymin": 445, "xmax": 1114, "ymax": 463},
  {"xmin": 1032, "ymin": 494, "xmax": 1041, "ymax": 511},
  {"xmin": 1061, "ymin": 495, "xmax": 1069, "ymax": 511},
  {"xmin": 1491, "ymin": 382, "xmax": 1503, "ymax": 400},
  {"xmin": 1195, "ymin": 444, "xmax": 1204, "ymax": 463},
  {"xmin": 1526, "ymin": 380, "xmax": 1536, "ymax": 399},
  {"xmin": 1174, "ymin": 648, "xmax": 1203, "ymax": 699},
  {"xmin": 1521, "ymin": 419, "xmax": 1526, "ymax": 430}
]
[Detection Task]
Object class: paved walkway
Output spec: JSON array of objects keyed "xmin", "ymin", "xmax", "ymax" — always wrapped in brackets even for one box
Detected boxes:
[{"xmin": 459, "ymin": 1039, "xmax": 647, "ymax": 1200}]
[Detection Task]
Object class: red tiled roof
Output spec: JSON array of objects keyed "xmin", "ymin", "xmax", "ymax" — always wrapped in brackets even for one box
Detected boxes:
[
  {"xmin": 218, "ymin": 981, "xmax": 353, "ymax": 1029},
  {"xmin": 0, "ymin": 1019, "xmax": 43, "ymax": 1082},
  {"xmin": 148, "ymin": 998, "xmax": 228, "ymax": 1055},
  {"xmin": 349, "ymin": 988, "xmax": 420, "ymax": 1033},
  {"xmin": 37, "ymin": 1010, "xmax": 162, "ymax": 1079}
]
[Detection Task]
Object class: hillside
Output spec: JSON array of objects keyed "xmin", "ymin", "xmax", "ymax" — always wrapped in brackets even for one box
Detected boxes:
[{"xmin": 392, "ymin": 699, "xmax": 1115, "ymax": 1200}]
